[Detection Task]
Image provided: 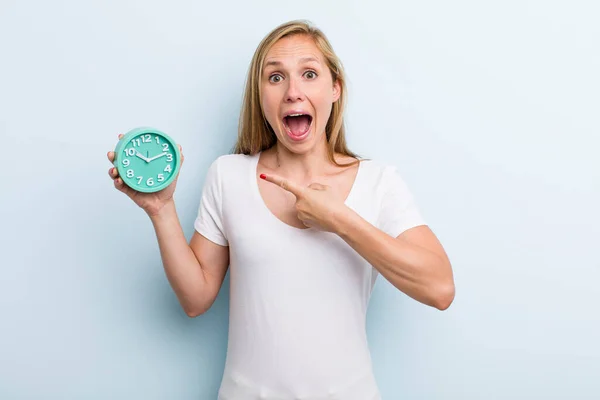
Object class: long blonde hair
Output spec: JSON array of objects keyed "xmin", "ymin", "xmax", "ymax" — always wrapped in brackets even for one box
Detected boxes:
[{"xmin": 232, "ymin": 20, "xmax": 361, "ymax": 167}]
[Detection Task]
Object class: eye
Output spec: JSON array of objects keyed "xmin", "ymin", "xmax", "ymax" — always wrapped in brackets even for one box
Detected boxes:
[
  {"xmin": 304, "ymin": 70, "xmax": 317, "ymax": 79},
  {"xmin": 269, "ymin": 74, "xmax": 283, "ymax": 83}
]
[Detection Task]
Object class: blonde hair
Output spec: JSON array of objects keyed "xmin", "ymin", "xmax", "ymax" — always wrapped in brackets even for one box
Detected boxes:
[{"xmin": 232, "ymin": 20, "xmax": 361, "ymax": 167}]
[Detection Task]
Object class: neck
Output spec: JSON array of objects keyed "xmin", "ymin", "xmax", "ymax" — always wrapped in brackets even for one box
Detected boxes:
[{"xmin": 274, "ymin": 141, "xmax": 331, "ymax": 181}]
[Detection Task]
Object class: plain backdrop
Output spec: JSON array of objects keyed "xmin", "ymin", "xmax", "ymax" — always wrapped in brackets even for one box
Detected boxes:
[{"xmin": 1, "ymin": 1, "xmax": 599, "ymax": 399}]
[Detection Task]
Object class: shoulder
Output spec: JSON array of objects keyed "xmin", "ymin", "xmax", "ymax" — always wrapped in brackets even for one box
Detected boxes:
[
  {"xmin": 357, "ymin": 158, "xmax": 415, "ymax": 197},
  {"xmin": 202, "ymin": 153, "xmax": 259, "ymax": 193},
  {"xmin": 211, "ymin": 152, "xmax": 255, "ymax": 167},
  {"xmin": 206, "ymin": 153, "xmax": 257, "ymax": 175},
  {"xmin": 358, "ymin": 157, "xmax": 404, "ymax": 182}
]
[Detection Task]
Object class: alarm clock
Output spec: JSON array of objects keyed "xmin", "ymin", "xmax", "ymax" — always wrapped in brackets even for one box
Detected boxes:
[{"xmin": 113, "ymin": 127, "xmax": 182, "ymax": 193}]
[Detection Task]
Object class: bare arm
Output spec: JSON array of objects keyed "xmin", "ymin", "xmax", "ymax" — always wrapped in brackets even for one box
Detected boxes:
[
  {"xmin": 149, "ymin": 200, "xmax": 230, "ymax": 317},
  {"xmin": 335, "ymin": 208, "xmax": 455, "ymax": 310},
  {"xmin": 259, "ymin": 172, "xmax": 455, "ymax": 310},
  {"xmin": 107, "ymin": 138, "xmax": 228, "ymax": 317}
]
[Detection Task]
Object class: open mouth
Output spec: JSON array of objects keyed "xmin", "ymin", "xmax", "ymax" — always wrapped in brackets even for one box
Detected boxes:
[{"xmin": 283, "ymin": 113, "xmax": 313, "ymax": 140}]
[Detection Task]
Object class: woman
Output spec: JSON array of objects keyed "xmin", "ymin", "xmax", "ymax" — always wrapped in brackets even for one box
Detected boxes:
[{"xmin": 107, "ymin": 20, "xmax": 454, "ymax": 400}]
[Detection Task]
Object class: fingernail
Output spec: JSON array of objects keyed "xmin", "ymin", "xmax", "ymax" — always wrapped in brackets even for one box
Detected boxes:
[
  {"xmin": 112, "ymin": 168, "xmax": 116, "ymax": 174},
  {"xmin": 260, "ymin": 174, "xmax": 266, "ymax": 179}
]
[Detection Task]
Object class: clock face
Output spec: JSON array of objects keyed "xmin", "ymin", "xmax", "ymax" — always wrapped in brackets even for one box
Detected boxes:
[{"xmin": 116, "ymin": 130, "xmax": 180, "ymax": 193}]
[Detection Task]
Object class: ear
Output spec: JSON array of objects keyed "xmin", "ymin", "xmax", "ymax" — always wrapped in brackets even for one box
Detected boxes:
[{"xmin": 332, "ymin": 79, "xmax": 341, "ymax": 103}]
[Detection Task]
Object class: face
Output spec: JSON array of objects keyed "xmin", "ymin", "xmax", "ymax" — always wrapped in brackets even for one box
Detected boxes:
[{"xmin": 260, "ymin": 34, "xmax": 340, "ymax": 153}]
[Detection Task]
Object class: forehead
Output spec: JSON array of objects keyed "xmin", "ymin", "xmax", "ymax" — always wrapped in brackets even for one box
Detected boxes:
[{"xmin": 263, "ymin": 35, "xmax": 324, "ymax": 66}]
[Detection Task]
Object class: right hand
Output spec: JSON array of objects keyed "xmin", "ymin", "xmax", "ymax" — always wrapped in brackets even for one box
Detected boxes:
[{"xmin": 107, "ymin": 133, "xmax": 185, "ymax": 216}]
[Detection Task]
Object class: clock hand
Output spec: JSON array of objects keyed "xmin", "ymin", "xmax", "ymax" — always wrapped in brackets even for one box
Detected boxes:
[
  {"xmin": 135, "ymin": 151, "xmax": 149, "ymax": 162},
  {"xmin": 147, "ymin": 152, "xmax": 168, "ymax": 162}
]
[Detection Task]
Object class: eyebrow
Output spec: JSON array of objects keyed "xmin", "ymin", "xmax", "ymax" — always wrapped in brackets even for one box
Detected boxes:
[{"xmin": 263, "ymin": 56, "xmax": 320, "ymax": 68}]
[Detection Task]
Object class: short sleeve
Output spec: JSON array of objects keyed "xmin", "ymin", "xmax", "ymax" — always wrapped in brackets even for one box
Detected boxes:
[
  {"xmin": 194, "ymin": 157, "xmax": 228, "ymax": 246},
  {"xmin": 377, "ymin": 166, "xmax": 427, "ymax": 238}
]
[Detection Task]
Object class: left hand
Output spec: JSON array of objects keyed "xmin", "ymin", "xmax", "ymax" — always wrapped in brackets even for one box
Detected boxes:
[{"xmin": 260, "ymin": 173, "xmax": 349, "ymax": 232}]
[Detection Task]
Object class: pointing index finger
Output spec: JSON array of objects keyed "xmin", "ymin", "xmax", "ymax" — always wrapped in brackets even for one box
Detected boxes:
[{"xmin": 260, "ymin": 173, "xmax": 304, "ymax": 197}]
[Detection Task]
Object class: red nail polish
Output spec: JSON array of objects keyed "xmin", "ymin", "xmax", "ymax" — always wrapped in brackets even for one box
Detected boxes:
[{"xmin": 260, "ymin": 174, "xmax": 266, "ymax": 179}]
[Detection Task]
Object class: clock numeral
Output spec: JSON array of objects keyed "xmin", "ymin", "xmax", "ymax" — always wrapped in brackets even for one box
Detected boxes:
[
  {"xmin": 157, "ymin": 174, "xmax": 164, "ymax": 182},
  {"xmin": 147, "ymin": 177, "xmax": 155, "ymax": 186},
  {"xmin": 155, "ymin": 136, "xmax": 160, "ymax": 144},
  {"xmin": 122, "ymin": 159, "xmax": 130, "ymax": 167},
  {"xmin": 131, "ymin": 138, "xmax": 141, "ymax": 147},
  {"xmin": 164, "ymin": 165, "xmax": 172, "ymax": 173},
  {"xmin": 126, "ymin": 169, "xmax": 134, "ymax": 178},
  {"xmin": 137, "ymin": 176, "xmax": 143, "ymax": 184},
  {"xmin": 166, "ymin": 153, "xmax": 173, "ymax": 162},
  {"xmin": 162, "ymin": 143, "xmax": 169, "ymax": 152},
  {"xmin": 125, "ymin": 148, "xmax": 135, "ymax": 156},
  {"xmin": 142, "ymin": 134, "xmax": 151, "ymax": 143}
]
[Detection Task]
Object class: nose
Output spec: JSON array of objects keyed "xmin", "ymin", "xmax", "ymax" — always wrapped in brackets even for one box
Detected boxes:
[{"xmin": 284, "ymin": 77, "xmax": 305, "ymax": 103}]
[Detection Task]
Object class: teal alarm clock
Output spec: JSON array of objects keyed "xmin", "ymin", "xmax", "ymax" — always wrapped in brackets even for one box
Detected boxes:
[{"xmin": 113, "ymin": 127, "xmax": 181, "ymax": 193}]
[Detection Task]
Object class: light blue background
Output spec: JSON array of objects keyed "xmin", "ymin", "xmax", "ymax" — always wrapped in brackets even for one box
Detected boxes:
[{"xmin": 1, "ymin": 1, "xmax": 599, "ymax": 399}]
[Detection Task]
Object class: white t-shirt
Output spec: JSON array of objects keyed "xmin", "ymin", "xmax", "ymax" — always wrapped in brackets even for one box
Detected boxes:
[{"xmin": 194, "ymin": 152, "xmax": 426, "ymax": 400}]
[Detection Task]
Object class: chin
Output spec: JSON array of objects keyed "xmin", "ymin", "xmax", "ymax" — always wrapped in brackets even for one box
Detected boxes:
[{"xmin": 277, "ymin": 128, "xmax": 327, "ymax": 154}]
